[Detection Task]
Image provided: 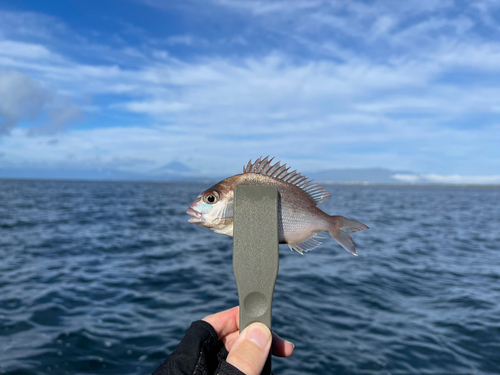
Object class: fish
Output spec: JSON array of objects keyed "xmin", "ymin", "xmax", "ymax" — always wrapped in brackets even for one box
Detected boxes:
[{"xmin": 186, "ymin": 156, "xmax": 368, "ymax": 255}]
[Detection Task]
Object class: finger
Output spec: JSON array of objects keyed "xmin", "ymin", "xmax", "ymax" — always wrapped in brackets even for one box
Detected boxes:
[
  {"xmin": 202, "ymin": 306, "xmax": 239, "ymax": 339},
  {"xmin": 226, "ymin": 323, "xmax": 272, "ymax": 375},
  {"xmin": 222, "ymin": 330, "xmax": 240, "ymax": 352},
  {"xmin": 226, "ymin": 330, "xmax": 295, "ymax": 357},
  {"xmin": 271, "ymin": 331, "xmax": 295, "ymax": 357}
]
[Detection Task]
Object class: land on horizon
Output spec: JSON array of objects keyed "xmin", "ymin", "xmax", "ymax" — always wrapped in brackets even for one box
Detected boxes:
[{"xmin": 1, "ymin": 162, "xmax": 499, "ymax": 186}]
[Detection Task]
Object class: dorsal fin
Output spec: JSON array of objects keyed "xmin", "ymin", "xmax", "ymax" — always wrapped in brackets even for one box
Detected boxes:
[{"xmin": 243, "ymin": 156, "xmax": 330, "ymax": 204}]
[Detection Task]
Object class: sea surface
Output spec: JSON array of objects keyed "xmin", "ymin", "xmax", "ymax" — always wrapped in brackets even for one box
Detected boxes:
[{"xmin": 1, "ymin": 179, "xmax": 499, "ymax": 375}]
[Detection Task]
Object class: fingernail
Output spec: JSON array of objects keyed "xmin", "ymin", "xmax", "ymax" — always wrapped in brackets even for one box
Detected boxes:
[
  {"xmin": 286, "ymin": 340, "xmax": 295, "ymax": 349},
  {"xmin": 247, "ymin": 324, "xmax": 271, "ymax": 350}
]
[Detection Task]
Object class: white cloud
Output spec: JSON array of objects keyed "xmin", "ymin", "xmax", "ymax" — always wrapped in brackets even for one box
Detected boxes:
[
  {"xmin": 392, "ymin": 174, "xmax": 421, "ymax": 184},
  {"xmin": 393, "ymin": 173, "xmax": 500, "ymax": 185},
  {"xmin": 371, "ymin": 16, "xmax": 395, "ymax": 38},
  {"xmin": 124, "ymin": 100, "xmax": 190, "ymax": 114},
  {"xmin": 0, "ymin": 10, "xmax": 66, "ymax": 40},
  {"xmin": 388, "ymin": 16, "xmax": 475, "ymax": 48},
  {"xmin": 213, "ymin": 0, "xmax": 322, "ymax": 15},
  {"xmin": 434, "ymin": 43, "xmax": 500, "ymax": 71},
  {"xmin": 0, "ymin": 40, "xmax": 56, "ymax": 60},
  {"xmin": 165, "ymin": 35, "xmax": 207, "ymax": 46},
  {"xmin": 422, "ymin": 174, "xmax": 500, "ymax": 185}
]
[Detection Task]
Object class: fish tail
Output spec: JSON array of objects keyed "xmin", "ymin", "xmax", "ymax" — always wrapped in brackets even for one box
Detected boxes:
[{"xmin": 328, "ymin": 216, "xmax": 368, "ymax": 256}]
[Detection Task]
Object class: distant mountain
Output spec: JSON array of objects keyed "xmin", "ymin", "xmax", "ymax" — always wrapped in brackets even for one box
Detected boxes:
[
  {"xmin": 0, "ymin": 161, "xmax": 197, "ymax": 181},
  {"xmin": 152, "ymin": 161, "xmax": 211, "ymax": 180},
  {"xmin": 308, "ymin": 168, "xmax": 409, "ymax": 184},
  {"xmin": 158, "ymin": 161, "xmax": 191, "ymax": 174},
  {"xmin": 0, "ymin": 167, "xmax": 147, "ymax": 180},
  {"xmin": 0, "ymin": 167, "xmax": 195, "ymax": 181}
]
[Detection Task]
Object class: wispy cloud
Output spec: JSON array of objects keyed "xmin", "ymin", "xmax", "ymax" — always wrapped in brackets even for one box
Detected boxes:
[
  {"xmin": 124, "ymin": 100, "xmax": 190, "ymax": 114},
  {"xmin": 212, "ymin": 0, "xmax": 322, "ymax": 15},
  {"xmin": 165, "ymin": 35, "xmax": 207, "ymax": 47},
  {"xmin": 0, "ymin": 40, "xmax": 57, "ymax": 60},
  {"xmin": 0, "ymin": 10, "xmax": 66, "ymax": 40}
]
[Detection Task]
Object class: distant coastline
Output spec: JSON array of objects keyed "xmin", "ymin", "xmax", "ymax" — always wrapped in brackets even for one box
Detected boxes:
[
  {"xmin": 1, "ymin": 177, "xmax": 499, "ymax": 188},
  {"xmin": 1, "ymin": 164, "xmax": 499, "ymax": 187}
]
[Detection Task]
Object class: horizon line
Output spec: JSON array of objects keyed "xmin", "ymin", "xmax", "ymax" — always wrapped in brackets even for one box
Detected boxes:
[{"xmin": 1, "ymin": 176, "xmax": 499, "ymax": 188}]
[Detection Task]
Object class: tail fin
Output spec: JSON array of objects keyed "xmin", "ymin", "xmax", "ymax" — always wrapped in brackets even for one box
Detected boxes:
[{"xmin": 328, "ymin": 216, "xmax": 368, "ymax": 256}]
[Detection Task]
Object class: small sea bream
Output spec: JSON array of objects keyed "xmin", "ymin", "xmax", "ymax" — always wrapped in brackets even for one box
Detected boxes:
[{"xmin": 186, "ymin": 157, "xmax": 368, "ymax": 255}]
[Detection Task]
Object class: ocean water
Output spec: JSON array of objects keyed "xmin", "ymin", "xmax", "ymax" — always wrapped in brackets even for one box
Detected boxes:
[{"xmin": 1, "ymin": 179, "xmax": 499, "ymax": 375}]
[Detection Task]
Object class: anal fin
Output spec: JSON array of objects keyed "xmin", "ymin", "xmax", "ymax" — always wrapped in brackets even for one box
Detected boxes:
[{"xmin": 288, "ymin": 236, "xmax": 323, "ymax": 255}]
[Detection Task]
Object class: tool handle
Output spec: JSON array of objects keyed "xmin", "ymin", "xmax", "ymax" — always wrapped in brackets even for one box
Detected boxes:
[{"xmin": 233, "ymin": 185, "xmax": 279, "ymax": 375}]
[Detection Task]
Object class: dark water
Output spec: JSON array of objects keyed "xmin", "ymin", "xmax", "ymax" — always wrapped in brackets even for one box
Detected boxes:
[{"xmin": 1, "ymin": 180, "xmax": 499, "ymax": 375}]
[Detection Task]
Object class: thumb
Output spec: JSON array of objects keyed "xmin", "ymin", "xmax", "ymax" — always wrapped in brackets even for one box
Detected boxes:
[{"xmin": 226, "ymin": 322, "xmax": 272, "ymax": 375}]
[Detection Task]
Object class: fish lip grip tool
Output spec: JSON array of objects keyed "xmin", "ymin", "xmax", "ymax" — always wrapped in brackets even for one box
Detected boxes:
[{"xmin": 233, "ymin": 185, "xmax": 279, "ymax": 375}]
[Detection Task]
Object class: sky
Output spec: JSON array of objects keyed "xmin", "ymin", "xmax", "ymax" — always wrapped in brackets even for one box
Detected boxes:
[{"xmin": 0, "ymin": 0, "xmax": 500, "ymax": 183}]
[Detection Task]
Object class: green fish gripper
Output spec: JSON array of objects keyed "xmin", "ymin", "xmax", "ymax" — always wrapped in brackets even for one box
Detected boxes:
[{"xmin": 233, "ymin": 185, "xmax": 279, "ymax": 375}]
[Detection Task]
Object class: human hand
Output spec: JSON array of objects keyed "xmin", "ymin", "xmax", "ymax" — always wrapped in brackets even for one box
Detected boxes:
[{"xmin": 203, "ymin": 306, "xmax": 294, "ymax": 375}]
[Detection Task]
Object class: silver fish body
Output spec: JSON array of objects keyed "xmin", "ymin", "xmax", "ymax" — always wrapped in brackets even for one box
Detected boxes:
[{"xmin": 187, "ymin": 157, "xmax": 368, "ymax": 255}]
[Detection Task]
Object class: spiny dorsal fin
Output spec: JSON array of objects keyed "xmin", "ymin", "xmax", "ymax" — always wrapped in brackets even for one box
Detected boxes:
[{"xmin": 243, "ymin": 156, "xmax": 330, "ymax": 204}]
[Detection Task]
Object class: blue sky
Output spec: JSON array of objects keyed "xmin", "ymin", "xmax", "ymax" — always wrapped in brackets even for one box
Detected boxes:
[{"xmin": 0, "ymin": 0, "xmax": 500, "ymax": 183}]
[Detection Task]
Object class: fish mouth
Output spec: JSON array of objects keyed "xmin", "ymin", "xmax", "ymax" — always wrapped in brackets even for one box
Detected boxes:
[{"xmin": 186, "ymin": 207, "xmax": 202, "ymax": 222}]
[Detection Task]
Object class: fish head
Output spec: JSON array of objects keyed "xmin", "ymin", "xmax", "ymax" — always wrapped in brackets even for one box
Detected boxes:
[{"xmin": 186, "ymin": 178, "xmax": 235, "ymax": 235}]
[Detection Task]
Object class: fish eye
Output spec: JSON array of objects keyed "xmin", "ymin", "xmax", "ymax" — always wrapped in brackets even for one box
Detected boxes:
[{"xmin": 203, "ymin": 190, "xmax": 220, "ymax": 204}]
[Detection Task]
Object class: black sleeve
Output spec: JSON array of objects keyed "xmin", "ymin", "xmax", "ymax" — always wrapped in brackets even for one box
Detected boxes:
[{"xmin": 152, "ymin": 320, "xmax": 246, "ymax": 375}]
